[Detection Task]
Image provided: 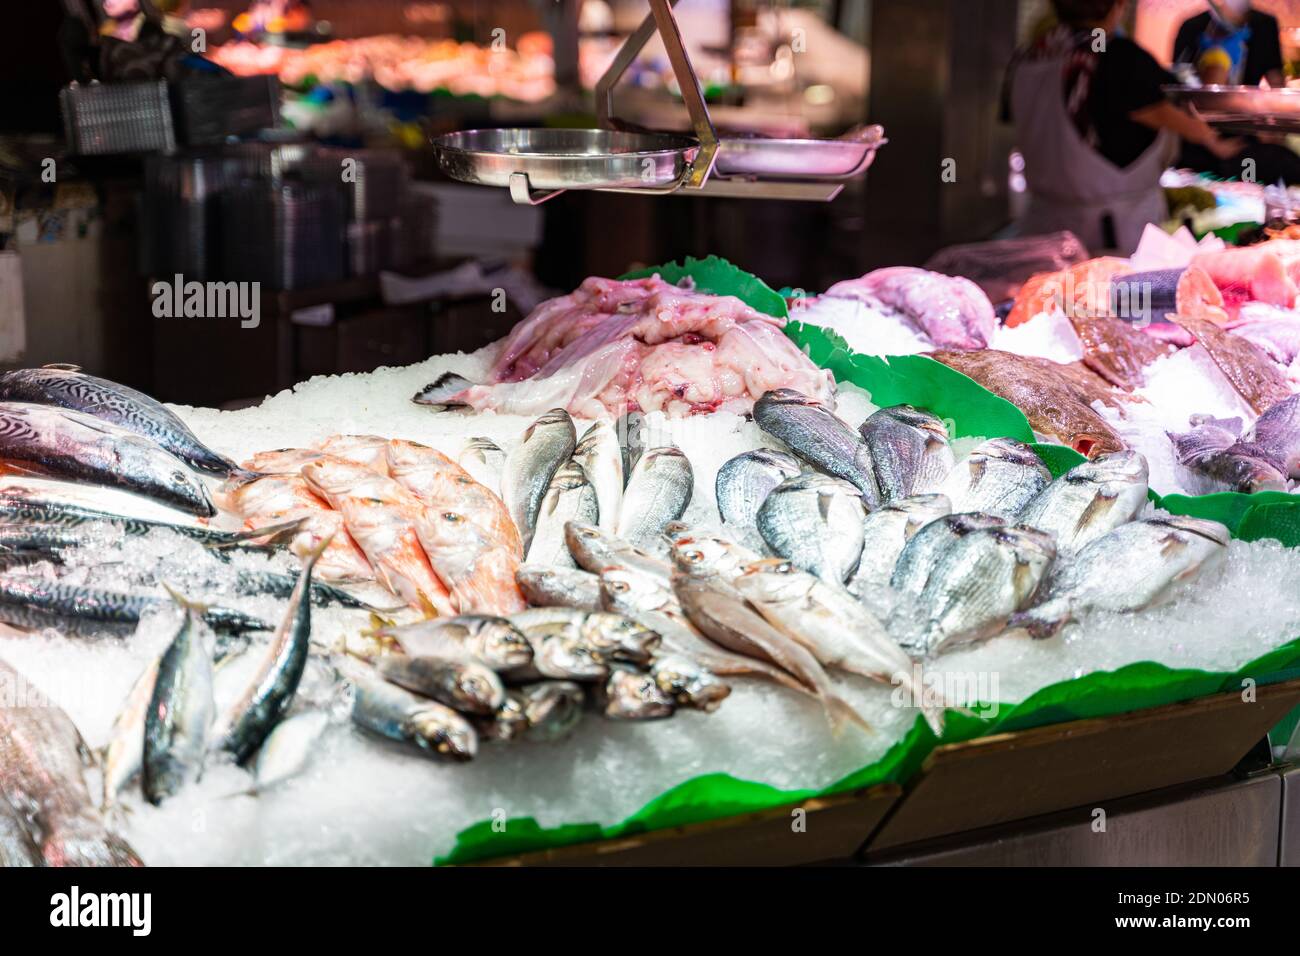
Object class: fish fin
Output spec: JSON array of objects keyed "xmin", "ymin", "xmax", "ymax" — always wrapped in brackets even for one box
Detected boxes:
[
  {"xmin": 160, "ymin": 582, "xmax": 210, "ymax": 615},
  {"xmin": 921, "ymin": 704, "xmax": 946, "ymax": 737},
  {"xmin": 825, "ymin": 694, "xmax": 874, "ymax": 736},
  {"xmin": 226, "ymin": 468, "xmax": 269, "ymax": 486},
  {"xmin": 1008, "ymin": 600, "xmax": 1071, "ymax": 640},
  {"xmin": 42, "ymin": 362, "xmax": 82, "ymax": 371},
  {"xmin": 204, "ymin": 517, "xmax": 308, "ymax": 550},
  {"xmin": 412, "ymin": 372, "xmax": 474, "ymax": 410}
]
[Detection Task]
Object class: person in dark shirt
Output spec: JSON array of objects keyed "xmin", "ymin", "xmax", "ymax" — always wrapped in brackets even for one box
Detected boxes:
[
  {"xmin": 1005, "ymin": 0, "xmax": 1240, "ymax": 251},
  {"xmin": 1172, "ymin": 2, "xmax": 1300, "ymax": 184}
]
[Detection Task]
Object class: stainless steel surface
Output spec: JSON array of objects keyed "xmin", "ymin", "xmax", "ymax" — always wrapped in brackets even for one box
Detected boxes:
[
  {"xmin": 714, "ymin": 127, "xmax": 886, "ymax": 179},
  {"xmin": 1281, "ymin": 764, "xmax": 1300, "ymax": 866},
  {"xmin": 648, "ymin": 0, "xmax": 718, "ymax": 188},
  {"xmin": 432, "ymin": 128, "xmax": 699, "ymax": 193},
  {"xmin": 870, "ymin": 775, "xmax": 1281, "ymax": 867},
  {"xmin": 1164, "ymin": 85, "xmax": 1300, "ymax": 134}
]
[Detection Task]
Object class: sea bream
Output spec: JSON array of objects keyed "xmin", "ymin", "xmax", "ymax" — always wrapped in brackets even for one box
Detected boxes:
[
  {"xmin": 617, "ymin": 447, "xmax": 693, "ymax": 549},
  {"xmin": 457, "ymin": 437, "xmax": 505, "ymax": 494},
  {"xmin": 516, "ymin": 564, "xmax": 602, "ymax": 611},
  {"xmin": 1016, "ymin": 451, "xmax": 1150, "ymax": 552},
  {"xmin": 1015, "ymin": 516, "xmax": 1230, "ymax": 637},
  {"xmin": 907, "ymin": 525, "xmax": 1057, "ymax": 656},
  {"xmin": 564, "ymin": 521, "xmax": 673, "ymax": 583},
  {"xmin": 757, "ymin": 473, "xmax": 866, "ymax": 585},
  {"xmin": 527, "ymin": 460, "xmax": 599, "ymax": 568},
  {"xmin": 936, "ymin": 438, "xmax": 1051, "ymax": 519},
  {"xmin": 500, "ymin": 408, "xmax": 576, "ymax": 550},
  {"xmin": 301, "ymin": 456, "xmax": 455, "ymax": 615},
  {"xmin": 0, "ymin": 402, "xmax": 215, "ymax": 516},
  {"xmin": 858, "ymin": 405, "xmax": 954, "ymax": 502},
  {"xmin": 0, "ymin": 365, "xmax": 244, "ymax": 477},
  {"xmin": 572, "ymin": 420, "xmax": 624, "ymax": 532},
  {"xmin": 890, "ymin": 512, "xmax": 1007, "ymax": 598},
  {"xmin": 715, "ymin": 448, "xmax": 802, "ymax": 546},
  {"xmin": 753, "ymin": 388, "xmax": 881, "ymax": 506},
  {"xmin": 850, "ymin": 493, "xmax": 952, "ymax": 593},
  {"xmin": 0, "ymin": 658, "xmax": 142, "ymax": 865}
]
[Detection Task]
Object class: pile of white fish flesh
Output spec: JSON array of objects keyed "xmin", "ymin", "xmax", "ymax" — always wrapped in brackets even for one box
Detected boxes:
[
  {"xmin": 1, "ymin": 344, "xmax": 1298, "ymax": 866},
  {"xmin": 412, "ymin": 274, "xmax": 836, "ymax": 420}
]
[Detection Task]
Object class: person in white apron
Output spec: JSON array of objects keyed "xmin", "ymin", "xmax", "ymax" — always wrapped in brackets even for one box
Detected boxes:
[{"xmin": 1006, "ymin": 0, "xmax": 1242, "ymax": 254}]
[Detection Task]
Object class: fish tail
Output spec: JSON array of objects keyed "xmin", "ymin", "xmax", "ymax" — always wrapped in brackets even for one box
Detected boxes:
[
  {"xmin": 160, "ymin": 582, "xmax": 210, "ymax": 615},
  {"xmin": 825, "ymin": 693, "xmax": 874, "ymax": 736},
  {"xmin": 1008, "ymin": 600, "xmax": 1071, "ymax": 640},
  {"xmin": 207, "ymin": 516, "xmax": 309, "ymax": 549},
  {"xmin": 227, "ymin": 467, "xmax": 269, "ymax": 486}
]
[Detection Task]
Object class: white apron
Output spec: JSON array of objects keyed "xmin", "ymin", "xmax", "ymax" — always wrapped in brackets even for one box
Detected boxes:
[{"xmin": 1012, "ymin": 53, "xmax": 1176, "ymax": 255}]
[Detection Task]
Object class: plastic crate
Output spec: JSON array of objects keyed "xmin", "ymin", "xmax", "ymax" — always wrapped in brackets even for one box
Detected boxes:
[{"xmin": 60, "ymin": 81, "xmax": 176, "ymax": 155}]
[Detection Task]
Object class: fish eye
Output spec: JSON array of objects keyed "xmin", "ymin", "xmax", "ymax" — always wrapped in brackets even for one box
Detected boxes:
[
  {"xmin": 610, "ymin": 581, "xmax": 629, "ymax": 593},
  {"xmin": 443, "ymin": 512, "xmax": 462, "ymax": 522},
  {"xmin": 685, "ymin": 550, "xmax": 703, "ymax": 563},
  {"xmin": 172, "ymin": 470, "xmax": 187, "ymax": 483}
]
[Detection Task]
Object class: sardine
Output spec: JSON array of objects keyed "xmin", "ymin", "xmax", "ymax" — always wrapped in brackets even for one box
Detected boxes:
[
  {"xmin": 753, "ymin": 388, "xmax": 880, "ymax": 505},
  {"xmin": 858, "ymin": 406, "xmax": 954, "ymax": 502},
  {"xmin": 564, "ymin": 521, "xmax": 673, "ymax": 582},
  {"xmin": 0, "ymin": 658, "xmax": 142, "ymax": 865},
  {"xmin": 349, "ymin": 668, "xmax": 478, "ymax": 761},
  {"xmin": 0, "ymin": 576, "xmax": 270, "ymax": 638},
  {"xmin": 478, "ymin": 681, "xmax": 584, "ymax": 742},
  {"xmin": 376, "ymin": 656, "xmax": 505, "ymax": 715},
  {"xmin": 573, "ymin": 420, "xmax": 624, "ymax": 532},
  {"xmin": 1016, "ymin": 516, "xmax": 1229, "ymax": 637},
  {"xmin": 252, "ymin": 710, "xmax": 330, "ymax": 791},
  {"xmin": 213, "ymin": 539, "xmax": 325, "ymax": 764},
  {"xmin": 757, "ymin": 473, "xmax": 866, "ymax": 584},
  {"xmin": 457, "ymin": 437, "xmax": 505, "ymax": 494},
  {"xmin": 144, "ymin": 600, "xmax": 216, "ymax": 804},
  {"xmin": 379, "ymin": 615, "xmax": 533, "ymax": 672},
  {"xmin": 516, "ymin": 564, "xmax": 602, "ymax": 611},
  {"xmin": 527, "ymin": 461, "xmax": 599, "ymax": 568},
  {"xmin": 0, "ymin": 402, "xmax": 215, "ymax": 516},
  {"xmin": 0, "ymin": 365, "xmax": 243, "ymax": 476},
  {"xmin": 501, "ymin": 409, "xmax": 576, "ymax": 550},
  {"xmin": 715, "ymin": 449, "xmax": 802, "ymax": 546},
  {"xmin": 524, "ymin": 631, "xmax": 610, "ymax": 682},
  {"xmin": 1017, "ymin": 451, "xmax": 1150, "ymax": 552},
  {"xmin": 617, "ymin": 447, "xmax": 693, "ymax": 548},
  {"xmin": 675, "ymin": 575, "xmax": 873, "ymax": 732},
  {"xmin": 936, "ymin": 438, "xmax": 1051, "ymax": 518},
  {"xmin": 890, "ymin": 512, "xmax": 1007, "ymax": 597},
  {"xmin": 851, "ymin": 494, "xmax": 952, "ymax": 593},
  {"xmin": 101, "ymin": 657, "xmax": 160, "ymax": 809},
  {"xmin": 515, "ymin": 608, "xmax": 660, "ymax": 666},
  {"xmin": 734, "ymin": 559, "xmax": 944, "ymax": 734},
  {"xmin": 598, "ymin": 669, "xmax": 676, "ymax": 720},
  {"xmin": 908, "ymin": 525, "xmax": 1057, "ymax": 655}
]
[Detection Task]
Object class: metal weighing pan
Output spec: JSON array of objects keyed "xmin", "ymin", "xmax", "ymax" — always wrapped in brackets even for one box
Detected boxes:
[
  {"xmin": 432, "ymin": 128, "xmax": 699, "ymax": 203},
  {"xmin": 1164, "ymin": 85, "xmax": 1300, "ymax": 134},
  {"xmin": 714, "ymin": 126, "xmax": 887, "ymax": 180}
]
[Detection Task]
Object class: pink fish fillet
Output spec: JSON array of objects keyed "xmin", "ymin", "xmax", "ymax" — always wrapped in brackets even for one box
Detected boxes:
[{"xmin": 1190, "ymin": 246, "xmax": 1298, "ymax": 319}]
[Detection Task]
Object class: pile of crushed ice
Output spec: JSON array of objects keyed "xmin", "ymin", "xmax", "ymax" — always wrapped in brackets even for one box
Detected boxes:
[{"xmin": 4, "ymin": 348, "xmax": 1300, "ymax": 866}]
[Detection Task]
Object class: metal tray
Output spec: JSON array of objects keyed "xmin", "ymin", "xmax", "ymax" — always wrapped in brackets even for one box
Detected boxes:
[
  {"xmin": 1164, "ymin": 84, "xmax": 1300, "ymax": 134},
  {"xmin": 714, "ymin": 126, "xmax": 886, "ymax": 180},
  {"xmin": 432, "ymin": 128, "xmax": 699, "ymax": 193}
]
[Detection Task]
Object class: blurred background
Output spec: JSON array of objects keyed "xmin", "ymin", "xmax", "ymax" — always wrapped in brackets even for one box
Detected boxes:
[{"xmin": 2, "ymin": 0, "xmax": 1300, "ymax": 406}]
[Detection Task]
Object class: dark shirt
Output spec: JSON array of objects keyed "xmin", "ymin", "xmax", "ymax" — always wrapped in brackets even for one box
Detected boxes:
[
  {"xmin": 1173, "ymin": 10, "xmax": 1284, "ymax": 86},
  {"xmin": 1004, "ymin": 31, "xmax": 1174, "ymax": 170}
]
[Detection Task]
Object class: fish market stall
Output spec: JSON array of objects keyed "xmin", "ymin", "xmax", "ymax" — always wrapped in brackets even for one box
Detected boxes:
[{"xmin": 3, "ymin": 256, "xmax": 1300, "ymax": 868}]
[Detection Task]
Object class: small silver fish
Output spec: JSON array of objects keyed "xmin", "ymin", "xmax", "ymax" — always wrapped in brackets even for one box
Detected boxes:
[
  {"xmin": 501, "ymin": 409, "xmax": 576, "ymax": 550},
  {"xmin": 859, "ymin": 405, "xmax": 954, "ymax": 502},
  {"xmin": 649, "ymin": 655, "xmax": 731, "ymax": 712},
  {"xmin": 757, "ymin": 473, "xmax": 865, "ymax": 584},
  {"xmin": 376, "ymin": 656, "xmax": 505, "ymax": 715},
  {"xmin": 457, "ymin": 437, "xmax": 505, "ymax": 494},
  {"xmin": 382, "ymin": 615, "xmax": 533, "ymax": 672},
  {"xmin": 574, "ymin": 420, "xmax": 624, "ymax": 532},
  {"xmin": 599, "ymin": 670, "xmax": 676, "ymax": 720},
  {"xmin": 526, "ymin": 460, "xmax": 599, "ymax": 568},
  {"xmin": 252, "ymin": 710, "xmax": 330, "ymax": 791},
  {"xmin": 565, "ymin": 521, "xmax": 673, "ymax": 582},
  {"xmin": 1016, "ymin": 451, "xmax": 1150, "ymax": 552},
  {"xmin": 350, "ymin": 668, "xmax": 478, "ymax": 761},
  {"xmin": 936, "ymin": 438, "xmax": 1051, "ymax": 518},
  {"xmin": 851, "ymin": 494, "xmax": 952, "ymax": 593},
  {"xmin": 101, "ymin": 657, "xmax": 160, "ymax": 809},
  {"xmin": 479, "ymin": 681, "xmax": 585, "ymax": 742},
  {"xmin": 516, "ymin": 564, "xmax": 602, "ymax": 611},
  {"xmin": 516, "ymin": 607, "xmax": 661, "ymax": 665},
  {"xmin": 715, "ymin": 449, "xmax": 802, "ymax": 547},
  {"xmin": 617, "ymin": 447, "xmax": 694, "ymax": 548}
]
